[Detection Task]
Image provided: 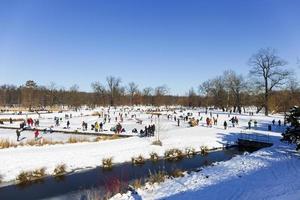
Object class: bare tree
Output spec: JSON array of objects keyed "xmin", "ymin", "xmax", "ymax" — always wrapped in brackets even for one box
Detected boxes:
[
  {"xmin": 248, "ymin": 48, "xmax": 290, "ymax": 116},
  {"xmin": 223, "ymin": 70, "xmax": 246, "ymax": 113},
  {"xmin": 199, "ymin": 80, "xmax": 212, "ymax": 108},
  {"xmin": 91, "ymin": 82, "xmax": 107, "ymax": 106},
  {"xmin": 69, "ymin": 84, "xmax": 81, "ymax": 108},
  {"xmin": 142, "ymin": 87, "xmax": 153, "ymax": 105},
  {"xmin": 154, "ymin": 85, "xmax": 169, "ymax": 106},
  {"xmin": 127, "ymin": 82, "xmax": 139, "ymax": 106},
  {"xmin": 106, "ymin": 76, "xmax": 122, "ymax": 106},
  {"xmin": 287, "ymin": 76, "xmax": 299, "ymax": 94},
  {"xmin": 188, "ymin": 87, "xmax": 198, "ymax": 107},
  {"xmin": 210, "ymin": 77, "xmax": 227, "ymax": 111}
]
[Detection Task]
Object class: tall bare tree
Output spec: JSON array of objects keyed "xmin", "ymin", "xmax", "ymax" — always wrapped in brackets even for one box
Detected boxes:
[
  {"xmin": 223, "ymin": 70, "xmax": 246, "ymax": 113},
  {"xmin": 199, "ymin": 80, "xmax": 212, "ymax": 108},
  {"xmin": 248, "ymin": 48, "xmax": 290, "ymax": 116},
  {"xmin": 69, "ymin": 84, "xmax": 81, "ymax": 108},
  {"xmin": 142, "ymin": 87, "xmax": 153, "ymax": 105},
  {"xmin": 154, "ymin": 85, "xmax": 169, "ymax": 106},
  {"xmin": 91, "ymin": 82, "xmax": 107, "ymax": 106},
  {"xmin": 106, "ymin": 76, "xmax": 122, "ymax": 106},
  {"xmin": 127, "ymin": 82, "xmax": 139, "ymax": 106},
  {"xmin": 187, "ymin": 87, "xmax": 198, "ymax": 107}
]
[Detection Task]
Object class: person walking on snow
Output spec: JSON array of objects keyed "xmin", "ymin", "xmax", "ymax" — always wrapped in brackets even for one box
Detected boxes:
[
  {"xmin": 254, "ymin": 120, "xmax": 258, "ymax": 128},
  {"xmin": 248, "ymin": 120, "xmax": 252, "ymax": 129},
  {"xmin": 34, "ymin": 129, "xmax": 40, "ymax": 141},
  {"xmin": 224, "ymin": 121, "xmax": 228, "ymax": 130},
  {"xmin": 100, "ymin": 122, "xmax": 103, "ymax": 131},
  {"xmin": 272, "ymin": 119, "xmax": 275, "ymax": 125},
  {"xmin": 16, "ymin": 129, "xmax": 20, "ymax": 141},
  {"xmin": 95, "ymin": 122, "xmax": 99, "ymax": 132}
]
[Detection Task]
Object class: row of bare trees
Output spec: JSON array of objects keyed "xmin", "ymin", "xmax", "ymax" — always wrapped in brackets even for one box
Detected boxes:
[
  {"xmin": 198, "ymin": 48, "xmax": 298, "ymax": 115},
  {"xmin": 0, "ymin": 48, "xmax": 299, "ymax": 115},
  {"xmin": 0, "ymin": 78, "xmax": 173, "ymax": 109}
]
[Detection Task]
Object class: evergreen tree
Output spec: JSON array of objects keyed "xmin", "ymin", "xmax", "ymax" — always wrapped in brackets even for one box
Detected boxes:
[{"xmin": 281, "ymin": 106, "xmax": 300, "ymax": 150}]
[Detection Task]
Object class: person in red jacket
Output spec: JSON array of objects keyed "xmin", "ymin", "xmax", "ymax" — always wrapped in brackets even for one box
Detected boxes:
[{"xmin": 34, "ymin": 129, "xmax": 39, "ymax": 140}]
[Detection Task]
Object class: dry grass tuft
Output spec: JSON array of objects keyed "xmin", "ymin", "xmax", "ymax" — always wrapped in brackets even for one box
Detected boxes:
[
  {"xmin": 68, "ymin": 136, "xmax": 89, "ymax": 143},
  {"xmin": 0, "ymin": 139, "xmax": 17, "ymax": 149},
  {"xmin": 165, "ymin": 149, "xmax": 184, "ymax": 161},
  {"xmin": 102, "ymin": 157, "xmax": 113, "ymax": 169},
  {"xmin": 16, "ymin": 171, "xmax": 33, "ymax": 184},
  {"xmin": 131, "ymin": 155, "xmax": 145, "ymax": 165},
  {"xmin": 111, "ymin": 134, "xmax": 120, "ymax": 140},
  {"xmin": 151, "ymin": 140, "xmax": 162, "ymax": 146},
  {"xmin": 94, "ymin": 135, "xmax": 120, "ymax": 142},
  {"xmin": 148, "ymin": 170, "xmax": 166, "ymax": 185},
  {"xmin": 94, "ymin": 136, "xmax": 105, "ymax": 142},
  {"xmin": 171, "ymin": 169, "xmax": 185, "ymax": 178},
  {"xmin": 200, "ymin": 146, "xmax": 209, "ymax": 155},
  {"xmin": 83, "ymin": 189, "xmax": 102, "ymax": 200},
  {"xmin": 0, "ymin": 118, "xmax": 24, "ymax": 122},
  {"xmin": 53, "ymin": 164, "xmax": 67, "ymax": 177},
  {"xmin": 150, "ymin": 152, "xmax": 159, "ymax": 162},
  {"xmin": 132, "ymin": 178, "xmax": 143, "ymax": 189},
  {"xmin": 185, "ymin": 147, "xmax": 196, "ymax": 157},
  {"xmin": 32, "ymin": 167, "xmax": 46, "ymax": 179}
]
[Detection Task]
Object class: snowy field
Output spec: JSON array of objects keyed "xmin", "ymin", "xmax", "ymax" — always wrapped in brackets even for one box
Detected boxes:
[{"xmin": 1, "ymin": 106, "xmax": 298, "ymax": 200}]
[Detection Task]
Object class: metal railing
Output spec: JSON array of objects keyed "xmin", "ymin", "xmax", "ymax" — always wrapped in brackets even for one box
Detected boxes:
[{"xmin": 238, "ymin": 130, "xmax": 271, "ymax": 144}]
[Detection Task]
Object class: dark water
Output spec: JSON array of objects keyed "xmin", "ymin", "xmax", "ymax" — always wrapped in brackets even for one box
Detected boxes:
[{"xmin": 0, "ymin": 147, "xmax": 257, "ymax": 200}]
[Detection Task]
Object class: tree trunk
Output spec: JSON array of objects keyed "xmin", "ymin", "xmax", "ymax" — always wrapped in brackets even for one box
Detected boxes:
[{"xmin": 264, "ymin": 78, "xmax": 269, "ymax": 116}]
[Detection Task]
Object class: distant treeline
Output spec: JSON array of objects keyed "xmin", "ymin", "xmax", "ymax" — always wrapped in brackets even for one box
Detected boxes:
[{"xmin": 1, "ymin": 48, "xmax": 299, "ymax": 115}]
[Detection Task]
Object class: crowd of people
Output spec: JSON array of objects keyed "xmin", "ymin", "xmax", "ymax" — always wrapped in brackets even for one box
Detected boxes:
[{"xmin": 0, "ymin": 108, "xmax": 290, "ymax": 143}]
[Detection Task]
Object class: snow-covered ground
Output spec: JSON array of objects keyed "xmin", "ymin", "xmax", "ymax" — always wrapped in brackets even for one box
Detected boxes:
[
  {"xmin": 0, "ymin": 107, "xmax": 188, "ymax": 137},
  {"xmin": 1, "ymin": 106, "xmax": 296, "ymax": 200},
  {"xmin": 113, "ymin": 144, "xmax": 300, "ymax": 200},
  {"xmin": 0, "ymin": 129, "xmax": 96, "ymax": 143}
]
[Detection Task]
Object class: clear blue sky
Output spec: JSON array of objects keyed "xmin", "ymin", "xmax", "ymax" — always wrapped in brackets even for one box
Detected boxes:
[{"xmin": 0, "ymin": 0, "xmax": 299, "ymax": 95}]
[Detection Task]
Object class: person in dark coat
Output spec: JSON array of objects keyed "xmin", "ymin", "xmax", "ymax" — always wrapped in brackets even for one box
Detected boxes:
[
  {"xmin": 16, "ymin": 129, "xmax": 20, "ymax": 141},
  {"xmin": 223, "ymin": 121, "xmax": 228, "ymax": 130}
]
